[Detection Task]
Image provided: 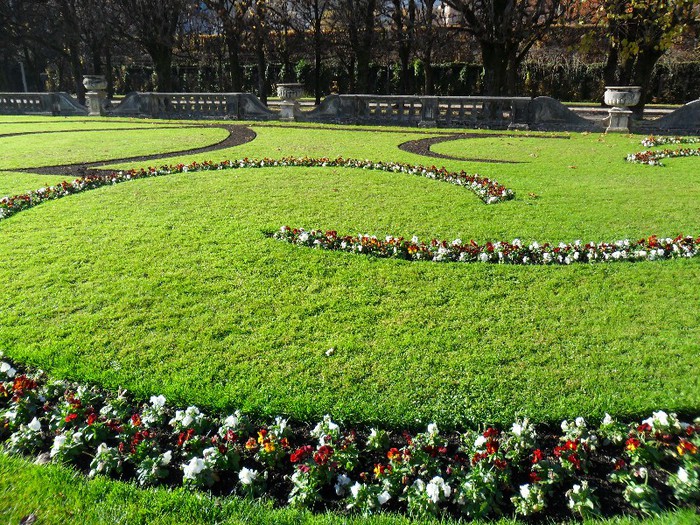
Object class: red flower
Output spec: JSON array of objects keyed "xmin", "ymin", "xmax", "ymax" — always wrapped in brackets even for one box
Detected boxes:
[
  {"xmin": 471, "ymin": 452, "xmax": 488, "ymax": 465},
  {"xmin": 387, "ymin": 448, "xmax": 402, "ymax": 461},
  {"xmin": 626, "ymin": 438, "xmax": 641, "ymax": 452},
  {"xmin": 529, "ymin": 471, "xmax": 542, "ymax": 483},
  {"xmin": 224, "ymin": 429, "xmax": 238, "ymax": 443},
  {"xmin": 532, "ymin": 449, "xmax": 544, "ymax": 464},
  {"xmin": 483, "ymin": 427, "xmax": 499, "ymax": 438},
  {"xmin": 131, "ymin": 414, "xmax": 142, "ymax": 427},
  {"xmin": 614, "ymin": 458, "xmax": 626, "ymax": 470},
  {"xmin": 290, "ymin": 445, "xmax": 312, "ymax": 463},
  {"xmin": 65, "ymin": 413, "xmax": 78, "ymax": 423},
  {"xmin": 494, "ymin": 458, "xmax": 508, "ymax": 470},
  {"xmin": 314, "ymin": 445, "xmax": 334, "ymax": 466},
  {"xmin": 486, "ymin": 439, "xmax": 499, "ymax": 455},
  {"xmin": 567, "ymin": 454, "xmax": 581, "ymax": 470},
  {"xmin": 637, "ymin": 423, "xmax": 652, "ymax": 434},
  {"xmin": 86, "ymin": 413, "xmax": 97, "ymax": 425}
]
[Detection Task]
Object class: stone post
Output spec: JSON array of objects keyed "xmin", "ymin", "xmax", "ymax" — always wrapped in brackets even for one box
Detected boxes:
[
  {"xmin": 82, "ymin": 75, "xmax": 108, "ymax": 116},
  {"xmin": 419, "ymin": 96, "xmax": 438, "ymax": 127},
  {"xmin": 604, "ymin": 86, "xmax": 641, "ymax": 133}
]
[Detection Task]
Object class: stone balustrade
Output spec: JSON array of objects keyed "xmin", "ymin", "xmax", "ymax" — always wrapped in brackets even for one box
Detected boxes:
[
  {"xmin": 307, "ymin": 95, "xmax": 531, "ymax": 129},
  {"xmin": 109, "ymin": 92, "xmax": 276, "ymax": 120},
  {"xmin": 0, "ymin": 92, "xmax": 87, "ymax": 116},
  {"xmin": 1, "ymin": 90, "xmax": 698, "ymax": 133}
]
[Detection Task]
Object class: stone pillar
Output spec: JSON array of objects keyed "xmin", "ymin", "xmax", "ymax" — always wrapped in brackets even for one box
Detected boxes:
[
  {"xmin": 276, "ymin": 83, "xmax": 304, "ymax": 122},
  {"xmin": 604, "ymin": 86, "xmax": 641, "ymax": 133},
  {"xmin": 419, "ymin": 97, "xmax": 438, "ymax": 127},
  {"xmin": 82, "ymin": 75, "xmax": 108, "ymax": 116}
]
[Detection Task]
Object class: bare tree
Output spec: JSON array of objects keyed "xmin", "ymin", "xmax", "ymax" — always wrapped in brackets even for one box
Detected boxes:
[
  {"xmin": 442, "ymin": 0, "xmax": 574, "ymax": 95},
  {"xmin": 203, "ymin": 0, "xmax": 252, "ymax": 91},
  {"xmin": 388, "ymin": 0, "xmax": 416, "ymax": 94},
  {"xmin": 113, "ymin": 0, "xmax": 192, "ymax": 92},
  {"xmin": 331, "ymin": 0, "xmax": 379, "ymax": 93},
  {"xmin": 288, "ymin": 0, "xmax": 333, "ymax": 103}
]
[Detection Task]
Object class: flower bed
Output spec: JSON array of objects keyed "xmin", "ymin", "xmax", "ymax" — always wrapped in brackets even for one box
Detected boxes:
[
  {"xmin": 627, "ymin": 136, "xmax": 700, "ymax": 166},
  {"xmin": 274, "ymin": 227, "xmax": 700, "ymax": 265},
  {"xmin": 0, "ymin": 157, "xmax": 514, "ymax": 223},
  {"xmin": 640, "ymin": 136, "xmax": 700, "ymax": 148},
  {"xmin": 1, "ymin": 355, "xmax": 698, "ymax": 520}
]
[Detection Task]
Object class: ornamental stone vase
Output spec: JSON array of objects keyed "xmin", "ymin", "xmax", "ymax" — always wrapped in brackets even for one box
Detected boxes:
[
  {"xmin": 604, "ymin": 86, "xmax": 641, "ymax": 133},
  {"xmin": 82, "ymin": 75, "xmax": 107, "ymax": 116},
  {"xmin": 276, "ymin": 83, "xmax": 304, "ymax": 121}
]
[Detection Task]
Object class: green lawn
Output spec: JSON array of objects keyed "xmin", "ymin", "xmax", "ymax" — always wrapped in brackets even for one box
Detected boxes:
[{"xmin": 0, "ymin": 117, "xmax": 698, "ymax": 522}]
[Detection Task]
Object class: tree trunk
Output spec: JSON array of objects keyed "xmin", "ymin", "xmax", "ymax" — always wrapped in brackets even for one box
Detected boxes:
[
  {"xmin": 68, "ymin": 42, "xmax": 85, "ymax": 104},
  {"xmin": 255, "ymin": 30, "xmax": 267, "ymax": 103},
  {"xmin": 224, "ymin": 31, "xmax": 242, "ymax": 92},
  {"xmin": 630, "ymin": 48, "xmax": 664, "ymax": 117},
  {"xmin": 480, "ymin": 41, "xmax": 508, "ymax": 95},
  {"xmin": 356, "ymin": 0, "xmax": 376, "ymax": 93},
  {"xmin": 150, "ymin": 45, "xmax": 174, "ymax": 92},
  {"xmin": 105, "ymin": 45, "xmax": 114, "ymax": 98},
  {"xmin": 314, "ymin": 14, "xmax": 322, "ymax": 104}
]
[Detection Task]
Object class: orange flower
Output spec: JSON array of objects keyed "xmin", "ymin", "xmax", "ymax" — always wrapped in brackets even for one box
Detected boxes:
[{"xmin": 677, "ymin": 440, "xmax": 698, "ymax": 456}]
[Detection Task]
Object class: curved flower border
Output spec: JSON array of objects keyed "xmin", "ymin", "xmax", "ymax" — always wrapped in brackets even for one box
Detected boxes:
[
  {"xmin": 627, "ymin": 136, "xmax": 700, "ymax": 166},
  {"xmin": 274, "ymin": 227, "xmax": 700, "ymax": 265},
  {"xmin": 1, "ymin": 356, "xmax": 698, "ymax": 520},
  {"xmin": 0, "ymin": 157, "xmax": 513, "ymax": 223}
]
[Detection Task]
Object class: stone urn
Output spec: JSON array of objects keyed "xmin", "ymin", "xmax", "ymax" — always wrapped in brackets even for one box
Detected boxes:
[
  {"xmin": 276, "ymin": 83, "xmax": 304, "ymax": 101},
  {"xmin": 83, "ymin": 75, "xmax": 108, "ymax": 92},
  {"xmin": 82, "ymin": 75, "xmax": 107, "ymax": 116},
  {"xmin": 604, "ymin": 86, "xmax": 641, "ymax": 133},
  {"xmin": 276, "ymin": 83, "xmax": 304, "ymax": 121}
]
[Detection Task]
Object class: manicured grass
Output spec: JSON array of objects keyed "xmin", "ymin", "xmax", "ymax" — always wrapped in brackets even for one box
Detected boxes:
[
  {"xmin": 0, "ymin": 126, "xmax": 228, "ymax": 170},
  {"xmin": 0, "ymin": 121, "xmax": 698, "ymax": 429},
  {"xmin": 2, "ymin": 453, "xmax": 698, "ymax": 525},
  {"xmin": 0, "ymin": 171, "xmax": 70, "ymax": 196}
]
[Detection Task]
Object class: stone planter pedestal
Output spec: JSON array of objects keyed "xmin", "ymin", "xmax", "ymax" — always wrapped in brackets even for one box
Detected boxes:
[
  {"xmin": 276, "ymin": 83, "xmax": 304, "ymax": 121},
  {"xmin": 604, "ymin": 86, "xmax": 641, "ymax": 133},
  {"xmin": 83, "ymin": 75, "xmax": 108, "ymax": 116}
]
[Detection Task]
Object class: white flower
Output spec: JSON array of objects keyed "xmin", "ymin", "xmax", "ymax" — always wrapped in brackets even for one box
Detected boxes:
[
  {"xmin": 150, "ymin": 395, "xmax": 166, "ymax": 408},
  {"xmin": 50, "ymin": 435, "xmax": 67, "ymax": 457},
  {"xmin": 426, "ymin": 476, "xmax": 451, "ymax": 503},
  {"xmin": 602, "ymin": 413, "xmax": 613, "ymax": 426},
  {"xmin": 335, "ymin": 473, "xmax": 352, "ymax": 495},
  {"xmin": 239, "ymin": 467, "xmax": 258, "ymax": 486},
  {"xmin": 427, "ymin": 422, "xmax": 439, "ymax": 435},
  {"xmin": 377, "ymin": 491, "xmax": 391, "ymax": 505},
  {"xmin": 182, "ymin": 457, "xmax": 206, "ymax": 479},
  {"xmin": 273, "ymin": 416, "xmax": 288, "ymax": 434},
  {"xmin": 474, "ymin": 435, "xmax": 487, "ymax": 448},
  {"xmin": 325, "ymin": 348, "xmax": 335, "ymax": 356},
  {"xmin": 350, "ymin": 482, "xmax": 362, "ymax": 499},
  {"xmin": 27, "ymin": 417, "xmax": 41, "ymax": 433},
  {"xmin": 677, "ymin": 467, "xmax": 689, "ymax": 484},
  {"xmin": 478, "ymin": 252, "xmax": 489, "ymax": 262},
  {"xmin": 0, "ymin": 362, "xmax": 16, "ymax": 378},
  {"xmin": 575, "ymin": 417, "xmax": 586, "ymax": 427},
  {"xmin": 519, "ymin": 484, "xmax": 531, "ymax": 499},
  {"xmin": 223, "ymin": 414, "xmax": 239, "ymax": 429},
  {"xmin": 161, "ymin": 450, "xmax": 172, "ymax": 466},
  {"xmin": 512, "ymin": 422, "xmax": 523, "ymax": 436}
]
